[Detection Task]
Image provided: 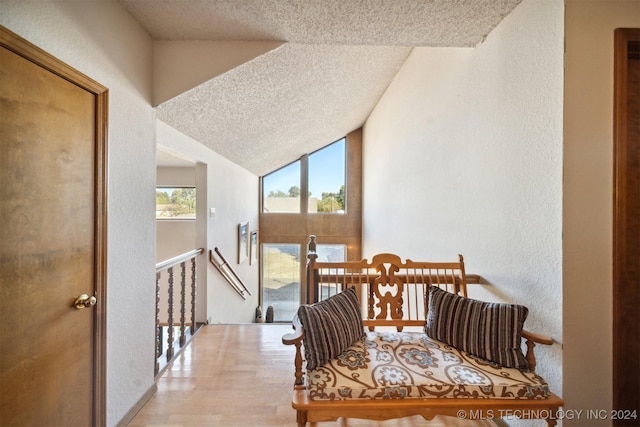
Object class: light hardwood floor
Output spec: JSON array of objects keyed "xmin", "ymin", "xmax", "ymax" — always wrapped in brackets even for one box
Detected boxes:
[{"xmin": 128, "ymin": 324, "xmax": 498, "ymax": 427}]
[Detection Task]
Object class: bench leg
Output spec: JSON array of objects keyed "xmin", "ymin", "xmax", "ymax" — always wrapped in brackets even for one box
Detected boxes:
[
  {"xmin": 547, "ymin": 416, "xmax": 558, "ymax": 427},
  {"xmin": 296, "ymin": 409, "xmax": 307, "ymax": 427}
]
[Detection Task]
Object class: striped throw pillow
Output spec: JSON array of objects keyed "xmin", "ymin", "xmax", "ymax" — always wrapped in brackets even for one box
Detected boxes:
[
  {"xmin": 425, "ymin": 286, "xmax": 529, "ymax": 370},
  {"xmin": 298, "ymin": 287, "xmax": 364, "ymax": 370}
]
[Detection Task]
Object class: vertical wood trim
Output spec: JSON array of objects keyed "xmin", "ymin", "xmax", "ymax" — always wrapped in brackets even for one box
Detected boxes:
[
  {"xmin": 0, "ymin": 26, "xmax": 109, "ymax": 427},
  {"xmin": 345, "ymin": 128, "xmax": 363, "ymax": 261},
  {"xmin": 612, "ymin": 27, "xmax": 640, "ymax": 422},
  {"xmin": 300, "ymin": 154, "xmax": 309, "ymax": 214},
  {"xmin": 94, "ymin": 86, "xmax": 109, "ymax": 427}
]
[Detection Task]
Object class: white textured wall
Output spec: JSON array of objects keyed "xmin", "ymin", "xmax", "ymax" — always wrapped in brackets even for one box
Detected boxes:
[
  {"xmin": 363, "ymin": 1, "xmax": 564, "ymax": 424},
  {"xmin": 564, "ymin": 1, "xmax": 640, "ymax": 425},
  {"xmin": 157, "ymin": 120, "xmax": 260, "ymax": 324},
  {"xmin": 0, "ymin": 1, "xmax": 156, "ymax": 425}
]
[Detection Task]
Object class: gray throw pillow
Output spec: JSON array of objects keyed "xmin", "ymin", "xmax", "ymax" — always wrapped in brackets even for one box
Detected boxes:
[
  {"xmin": 425, "ymin": 285, "xmax": 529, "ymax": 370},
  {"xmin": 297, "ymin": 287, "xmax": 364, "ymax": 370}
]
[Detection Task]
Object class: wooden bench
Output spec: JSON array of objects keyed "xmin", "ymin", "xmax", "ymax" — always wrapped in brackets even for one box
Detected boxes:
[{"xmin": 282, "ymin": 237, "xmax": 563, "ymax": 426}]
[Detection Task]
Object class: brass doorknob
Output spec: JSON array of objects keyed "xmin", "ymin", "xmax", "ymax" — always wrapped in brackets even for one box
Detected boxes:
[{"xmin": 74, "ymin": 294, "xmax": 97, "ymax": 309}]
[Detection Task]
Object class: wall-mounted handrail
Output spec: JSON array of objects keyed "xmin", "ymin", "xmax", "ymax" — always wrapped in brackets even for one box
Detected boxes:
[{"xmin": 209, "ymin": 247, "xmax": 252, "ymax": 299}]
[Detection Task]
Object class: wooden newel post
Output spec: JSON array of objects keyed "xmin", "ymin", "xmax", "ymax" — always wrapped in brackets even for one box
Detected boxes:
[
  {"xmin": 308, "ymin": 234, "xmax": 316, "ymax": 253},
  {"xmin": 307, "ymin": 235, "xmax": 318, "ymax": 304},
  {"xmin": 179, "ymin": 261, "xmax": 187, "ymax": 347},
  {"xmin": 167, "ymin": 267, "xmax": 175, "ymax": 360},
  {"xmin": 155, "ymin": 272, "xmax": 161, "ymax": 376},
  {"xmin": 190, "ymin": 257, "xmax": 197, "ymax": 336}
]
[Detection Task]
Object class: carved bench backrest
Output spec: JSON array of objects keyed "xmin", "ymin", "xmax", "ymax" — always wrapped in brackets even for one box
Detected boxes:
[{"xmin": 307, "ymin": 244, "xmax": 466, "ymax": 329}]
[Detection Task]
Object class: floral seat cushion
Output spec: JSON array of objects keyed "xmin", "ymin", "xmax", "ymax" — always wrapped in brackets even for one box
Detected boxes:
[{"xmin": 306, "ymin": 331, "xmax": 550, "ymax": 401}]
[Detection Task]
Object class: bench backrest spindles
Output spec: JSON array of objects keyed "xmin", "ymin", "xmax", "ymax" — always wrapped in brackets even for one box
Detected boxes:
[{"xmin": 306, "ymin": 236, "xmax": 467, "ymax": 330}]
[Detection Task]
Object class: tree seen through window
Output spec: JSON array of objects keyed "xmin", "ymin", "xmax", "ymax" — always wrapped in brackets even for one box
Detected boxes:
[{"xmin": 156, "ymin": 187, "xmax": 196, "ymax": 219}]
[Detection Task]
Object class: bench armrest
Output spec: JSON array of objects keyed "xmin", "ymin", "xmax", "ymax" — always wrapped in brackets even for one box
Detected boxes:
[
  {"xmin": 522, "ymin": 329, "xmax": 554, "ymax": 345},
  {"xmin": 522, "ymin": 329, "xmax": 554, "ymax": 372},
  {"xmin": 282, "ymin": 314, "xmax": 306, "ymax": 388},
  {"xmin": 283, "ymin": 314, "xmax": 304, "ymax": 344}
]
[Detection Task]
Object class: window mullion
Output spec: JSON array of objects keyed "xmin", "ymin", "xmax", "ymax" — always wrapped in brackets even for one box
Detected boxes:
[{"xmin": 300, "ymin": 154, "xmax": 309, "ymax": 215}]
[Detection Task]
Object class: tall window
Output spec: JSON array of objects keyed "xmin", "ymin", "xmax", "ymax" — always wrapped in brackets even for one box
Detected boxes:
[
  {"xmin": 308, "ymin": 138, "xmax": 346, "ymax": 213},
  {"xmin": 259, "ymin": 133, "xmax": 359, "ymax": 323},
  {"xmin": 260, "ymin": 243, "xmax": 346, "ymax": 322},
  {"xmin": 261, "ymin": 243, "xmax": 301, "ymax": 322},
  {"xmin": 262, "ymin": 161, "xmax": 301, "ymax": 213},
  {"xmin": 261, "ymin": 138, "xmax": 346, "ymax": 214}
]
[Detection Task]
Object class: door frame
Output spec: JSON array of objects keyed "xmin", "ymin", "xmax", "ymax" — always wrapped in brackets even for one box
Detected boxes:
[
  {"xmin": 0, "ymin": 26, "xmax": 108, "ymax": 426},
  {"xmin": 613, "ymin": 27, "xmax": 640, "ymax": 420}
]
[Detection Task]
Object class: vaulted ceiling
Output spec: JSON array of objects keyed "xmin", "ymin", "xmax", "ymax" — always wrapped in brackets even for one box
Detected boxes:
[{"xmin": 120, "ymin": 0, "xmax": 522, "ymax": 176}]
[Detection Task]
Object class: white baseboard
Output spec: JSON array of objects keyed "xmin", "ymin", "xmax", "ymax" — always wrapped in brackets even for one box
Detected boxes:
[{"xmin": 116, "ymin": 383, "xmax": 158, "ymax": 427}]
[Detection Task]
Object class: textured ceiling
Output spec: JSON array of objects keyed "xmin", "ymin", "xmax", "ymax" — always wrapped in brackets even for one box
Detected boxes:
[{"xmin": 121, "ymin": 0, "xmax": 522, "ymax": 175}]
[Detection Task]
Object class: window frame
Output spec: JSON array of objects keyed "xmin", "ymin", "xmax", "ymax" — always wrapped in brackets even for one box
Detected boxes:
[
  {"xmin": 261, "ymin": 159, "xmax": 302, "ymax": 214},
  {"xmin": 258, "ymin": 129, "xmax": 363, "ymax": 313},
  {"xmin": 260, "ymin": 242, "xmax": 303, "ymax": 323},
  {"xmin": 156, "ymin": 186, "xmax": 197, "ymax": 220},
  {"xmin": 261, "ymin": 137, "xmax": 347, "ymax": 215},
  {"xmin": 308, "ymin": 137, "xmax": 347, "ymax": 215}
]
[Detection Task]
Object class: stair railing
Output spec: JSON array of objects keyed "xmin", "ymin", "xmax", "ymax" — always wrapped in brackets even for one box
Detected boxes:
[{"xmin": 155, "ymin": 247, "xmax": 204, "ymax": 376}]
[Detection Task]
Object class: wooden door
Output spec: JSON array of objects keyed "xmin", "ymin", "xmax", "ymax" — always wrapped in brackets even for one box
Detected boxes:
[
  {"xmin": 613, "ymin": 28, "xmax": 640, "ymax": 424},
  {"xmin": 0, "ymin": 27, "xmax": 107, "ymax": 426}
]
